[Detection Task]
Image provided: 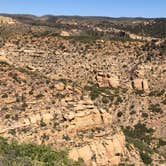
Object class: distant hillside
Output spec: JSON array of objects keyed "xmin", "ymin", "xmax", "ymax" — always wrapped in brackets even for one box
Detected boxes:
[
  {"xmin": 111, "ymin": 18, "xmax": 166, "ymax": 38},
  {"xmin": 1, "ymin": 14, "xmax": 166, "ymax": 38}
]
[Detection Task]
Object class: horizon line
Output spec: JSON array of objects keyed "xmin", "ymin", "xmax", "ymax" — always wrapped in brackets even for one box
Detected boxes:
[{"xmin": 0, "ymin": 13, "xmax": 165, "ymax": 19}]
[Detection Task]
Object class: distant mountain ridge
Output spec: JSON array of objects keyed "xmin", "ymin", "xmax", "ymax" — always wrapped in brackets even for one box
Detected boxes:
[{"xmin": 0, "ymin": 13, "xmax": 165, "ymax": 38}]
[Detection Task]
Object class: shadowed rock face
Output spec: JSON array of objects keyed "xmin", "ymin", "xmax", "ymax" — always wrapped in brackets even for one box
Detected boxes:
[{"xmin": 0, "ymin": 15, "xmax": 166, "ymax": 165}]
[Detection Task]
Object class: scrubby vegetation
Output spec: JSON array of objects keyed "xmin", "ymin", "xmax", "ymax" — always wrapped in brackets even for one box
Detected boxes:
[
  {"xmin": 113, "ymin": 18, "xmax": 166, "ymax": 38},
  {"xmin": 0, "ymin": 137, "xmax": 85, "ymax": 166},
  {"xmin": 84, "ymin": 84, "xmax": 111, "ymax": 100},
  {"xmin": 149, "ymin": 89, "xmax": 165, "ymax": 97},
  {"xmin": 84, "ymin": 83, "xmax": 124, "ymax": 107},
  {"xmin": 123, "ymin": 123, "xmax": 154, "ymax": 164}
]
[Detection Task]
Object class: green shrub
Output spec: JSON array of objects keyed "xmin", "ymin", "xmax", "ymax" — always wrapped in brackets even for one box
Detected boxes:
[
  {"xmin": 130, "ymin": 110, "xmax": 136, "ymax": 115},
  {"xmin": 55, "ymin": 93, "xmax": 66, "ymax": 99},
  {"xmin": 1, "ymin": 107, "xmax": 8, "ymax": 111},
  {"xmin": 162, "ymin": 99, "xmax": 166, "ymax": 105},
  {"xmin": 117, "ymin": 111, "xmax": 123, "ymax": 117},
  {"xmin": 5, "ymin": 114, "xmax": 10, "ymax": 119},
  {"xmin": 140, "ymin": 152, "xmax": 152, "ymax": 164},
  {"xmin": 142, "ymin": 112, "xmax": 148, "ymax": 118},
  {"xmin": 102, "ymin": 96, "xmax": 109, "ymax": 104},
  {"xmin": 8, "ymin": 129, "xmax": 16, "ymax": 136},
  {"xmin": 40, "ymin": 120, "xmax": 47, "ymax": 127},
  {"xmin": 126, "ymin": 137, "xmax": 154, "ymax": 154},
  {"xmin": 135, "ymin": 90, "xmax": 144, "ymax": 95},
  {"xmin": 58, "ymin": 79, "xmax": 68, "ymax": 85},
  {"xmin": 156, "ymin": 89, "xmax": 165, "ymax": 96},
  {"xmin": 36, "ymin": 93, "xmax": 44, "ymax": 99},
  {"xmin": 91, "ymin": 91, "xmax": 99, "ymax": 100},
  {"xmin": 123, "ymin": 123, "xmax": 154, "ymax": 142},
  {"xmin": 130, "ymin": 104, "xmax": 135, "ymax": 109},
  {"xmin": 158, "ymin": 139, "xmax": 166, "ymax": 147},
  {"xmin": 149, "ymin": 89, "xmax": 165, "ymax": 97},
  {"xmin": 84, "ymin": 84, "xmax": 111, "ymax": 100},
  {"xmin": 115, "ymin": 96, "xmax": 123, "ymax": 105},
  {"xmin": 0, "ymin": 61, "xmax": 9, "ymax": 65},
  {"xmin": 118, "ymin": 164, "xmax": 135, "ymax": 166},
  {"xmin": 29, "ymin": 89, "xmax": 34, "ymax": 95},
  {"xmin": 146, "ymin": 54, "xmax": 152, "ymax": 61},
  {"xmin": 1, "ymin": 93, "xmax": 8, "ymax": 98},
  {"xmin": 148, "ymin": 104, "xmax": 163, "ymax": 113}
]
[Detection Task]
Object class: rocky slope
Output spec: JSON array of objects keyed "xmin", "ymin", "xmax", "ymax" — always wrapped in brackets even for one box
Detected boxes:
[{"xmin": 0, "ymin": 15, "xmax": 166, "ymax": 165}]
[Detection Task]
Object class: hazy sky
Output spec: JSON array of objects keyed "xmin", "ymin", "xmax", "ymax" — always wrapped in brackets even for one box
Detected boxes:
[{"xmin": 0, "ymin": 0, "xmax": 165, "ymax": 18}]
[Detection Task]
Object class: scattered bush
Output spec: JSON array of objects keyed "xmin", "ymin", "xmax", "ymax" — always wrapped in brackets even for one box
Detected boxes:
[
  {"xmin": 135, "ymin": 90, "xmax": 144, "ymax": 95},
  {"xmin": 142, "ymin": 112, "xmax": 148, "ymax": 118},
  {"xmin": 55, "ymin": 93, "xmax": 66, "ymax": 99},
  {"xmin": 115, "ymin": 96, "xmax": 123, "ymax": 105},
  {"xmin": 130, "ymin": 104, "xmax": 134, "ymax": 110},
  {"xmin": 8, "ymin": 129, "xmax": 16, "ymax": 136},
  {"xmin": 123, "ymin": 123, "xmax": 154, "ymax": 142},
  {"xmin": 148, "ymin": 104, "xmax": 163, "ymax": 113},
  {"xmin": 40, "ymin": 120, "xmax": 47, "ymax": 127},
  {"xmin": 5, "ymin": 114, "xmax": 10, "ymax": 119},
  {"xmin": 140, "ymin": 152, "xmax": 153, "ymax": 165},
  {"xmin": 29, "ymin": 89, "xmax": 34, "ymax": 95},
  {"xmin": 102, "ymin": 96, "xmax": 109, "ymax": 104},
  {"xmin": 36, "ymin": 93, "xmax": 44, "ymax": 99},
  {"xmin": 149, "ymin": 89, "xmax": 165, "ymax": 97},
  {"xmin": 118, "ymin": 163, "xmax": 135, "ymax": 166},
  {"xmin": 130, "ymin": 110, "xmax": 136, "ymax": 115},
  {"xmin": 162, "ymin": 99, "xmax": 166, "ymax": 105},
  {"xmin": 158, "ymin": 139, "xmax": 166, "ymax": 147},
  {"xmin": 146, "ymin": 54, "xmax": 152, "ymax": 61},
  {"xmin": 117, "ymin": 111, "xmax": 123, "ymax": 117},
  {"xmin": 1, "ymin": 93, "xmax": 8, "ymax": 98},
  {"xmin": 1, "ymin": 107, "xmax": 8, "ymax": 111},
  {"xmin": 0, "ymin": 61, "xmax": 9, "ymax": 65},
  {"xmin": 84, "ymin": 84, "xmax": 111, "ymax": 100}
]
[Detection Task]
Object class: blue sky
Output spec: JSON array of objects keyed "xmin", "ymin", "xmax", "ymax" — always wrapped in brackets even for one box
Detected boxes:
[{"xmin": 0, "ymin": 0, "xmax": 165, "ymax": 18}]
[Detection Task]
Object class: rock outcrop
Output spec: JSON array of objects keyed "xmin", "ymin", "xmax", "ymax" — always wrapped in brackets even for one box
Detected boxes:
[
  {"xmin": 0, "ymin": 16, "xmax": 17, "ymax": 25},
  {"xmin": 61, "ymin": 97, "xmax": 112, "ymax": 137},
  {"xmin": 60, "ymin": 31, "xmax": 70, "ymax": 37},
  {"xmin": 0, "ymin": 54, "xmax": 11, "ymax": 64},
  {"xmin": 132, "ymin": 78, "xmax": 149, "ymax": 92},
  {"xmin": 69, "ymin": 132, "xmax": 126, "ymax": 166},
  {"xmin": 96, "ymin": 73, "xmax": 120, "ymax": 88}
]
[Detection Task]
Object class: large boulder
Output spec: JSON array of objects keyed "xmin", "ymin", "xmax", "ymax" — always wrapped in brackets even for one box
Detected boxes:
[
  {"xmin": 60, "ymin": 31, "xmax": 70, "ymax": 37},
  {"xmin": 55, "ymin": 82, "xmax": 65, "ymax": 91},
  {"xmin": 133, "ymin": 79, "xmax": 149, "ymax": 92},
  {"xmin": 0, "ymin": 55, "xmax": 11, "ymax": 64},
  {"xmin": 96, "ymin": 73, "xmax": 120, "ymax": 88},
  {"xmin": 107, "ymin": 76, "xmax": 120, "ymax": 88}
]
